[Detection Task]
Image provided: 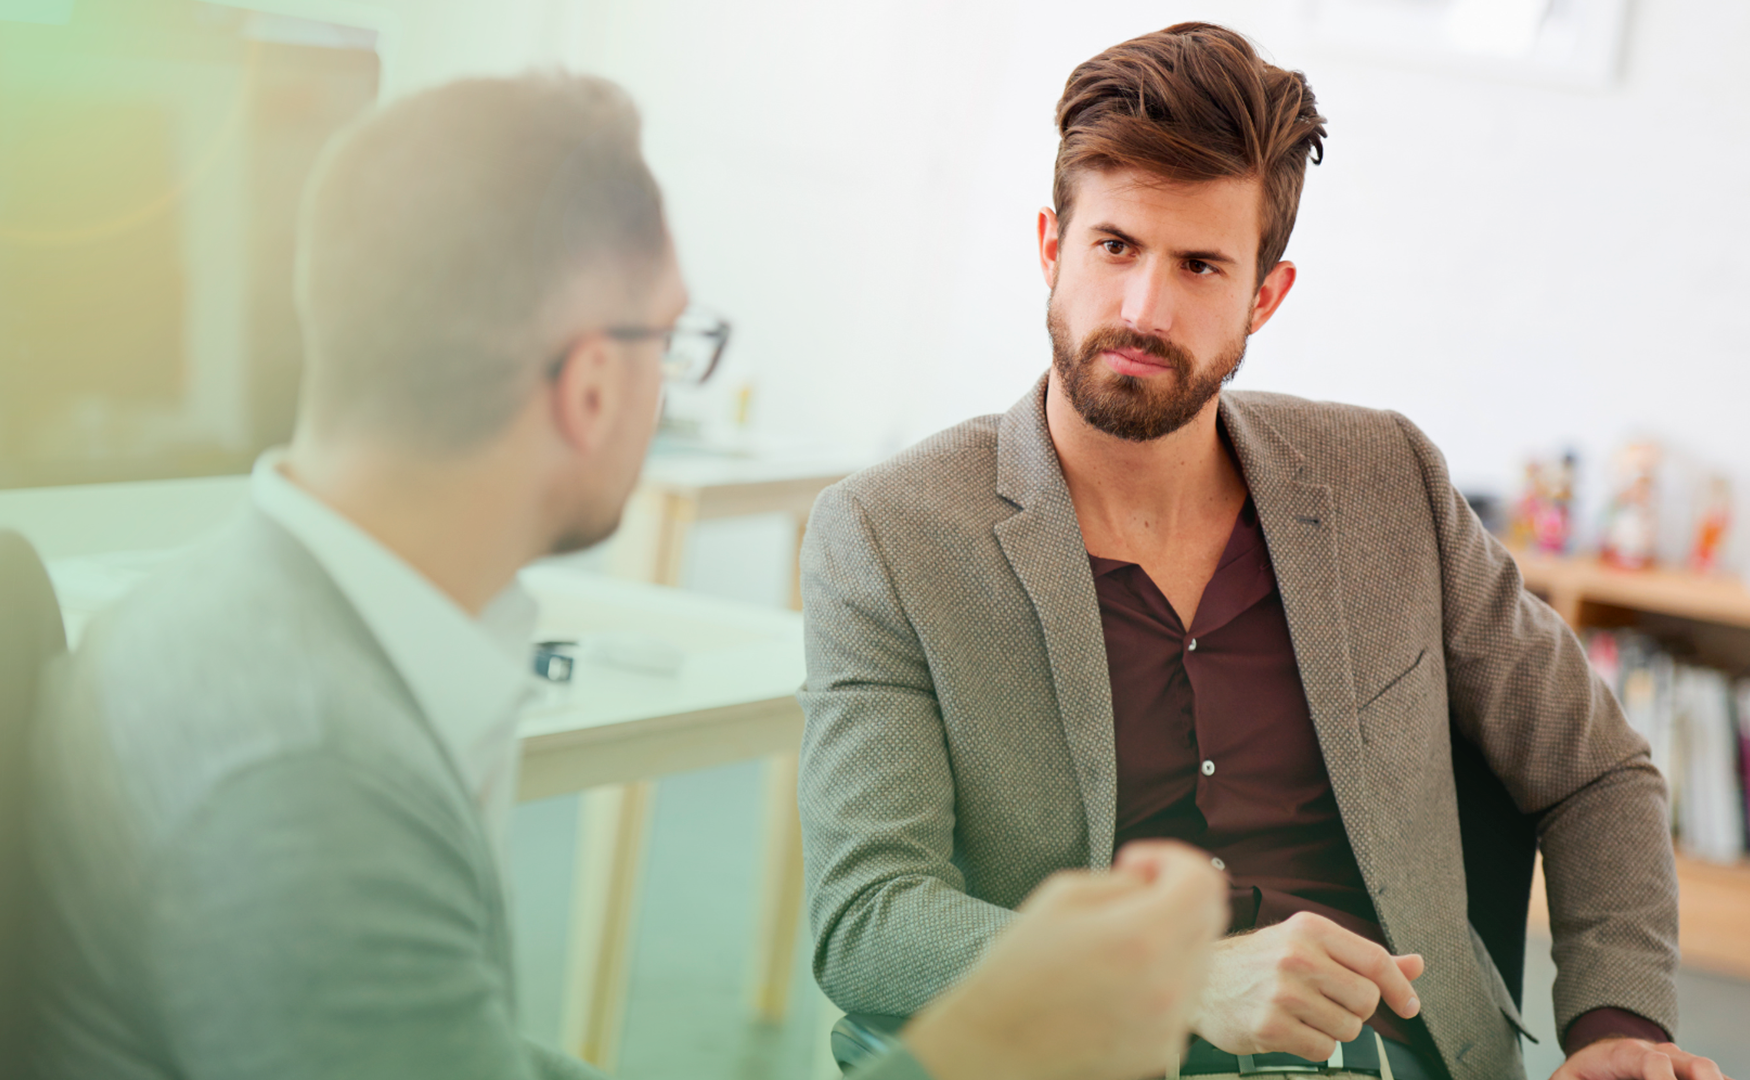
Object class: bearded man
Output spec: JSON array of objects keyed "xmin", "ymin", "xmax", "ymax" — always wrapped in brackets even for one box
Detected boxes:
[{"xmin": 798, "ymin": 23, "xmax": 1724, "ymax": 1080}]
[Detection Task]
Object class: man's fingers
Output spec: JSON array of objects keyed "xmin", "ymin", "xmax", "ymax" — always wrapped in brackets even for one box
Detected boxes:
[
  {"xmin": 1654, "ymin": 1043, "xmax": 1727, "ymax": 1080},
  {"xmin": 1638, "ymin": 1049, "xmax": 1680, "ymax": 1080},
  {"xmin": 1393, "ymin": 953, "xmax": 1425, "ymax": 982},
  {"xmin": 1287, "ymin": 985, "xmax": 1368, "ymax": 1047},
  {"xmin": 1306, "ymin": 961, "xmax": 1382, "ymax": 1025},
  {"xmin": 1114, "ymin": 840, "xmax": 1221, "ymax": 890},
  {"xmin": 1320, "ymin": 927, "xmax": 1420, "ymax": 1018}
]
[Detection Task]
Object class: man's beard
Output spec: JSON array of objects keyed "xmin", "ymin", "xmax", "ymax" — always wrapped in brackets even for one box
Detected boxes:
[{"xmin": 1047, "ymin": 296, "xmax": 1249, "ymax": 442}]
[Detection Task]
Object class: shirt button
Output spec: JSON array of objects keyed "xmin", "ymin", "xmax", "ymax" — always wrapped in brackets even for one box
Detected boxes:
[
  {"xmin": 1211, "ymin": 856, "xmax": 1226, "ymax": 871},
  {"xmin": 1187, "ymin": 638, "xmax": 1198, "ymax": 651},
  {"xmin": 1201, "ymin": 759, "xmax": 1216, "ymax": 776}
]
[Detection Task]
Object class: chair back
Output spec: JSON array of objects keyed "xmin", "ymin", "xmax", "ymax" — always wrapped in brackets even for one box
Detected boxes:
[
  {"xmin": 0, "ymin": 530, "xmax": 67, "ymax": 1073},
  {"xmin": 1451, "ymin": 726, "xmax": 1541, "ymax": 1008}
]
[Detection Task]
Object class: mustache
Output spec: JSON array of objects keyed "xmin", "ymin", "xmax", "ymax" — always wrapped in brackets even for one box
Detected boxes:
[{"xmin": 1076, "ymin": 325, "xmax": 1191, "ymax": 369}]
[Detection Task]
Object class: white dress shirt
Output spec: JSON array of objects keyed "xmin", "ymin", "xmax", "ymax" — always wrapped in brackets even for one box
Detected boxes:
[{"xmin": 251, "ymin": 451, "xmax": 536, "ymax": 857}]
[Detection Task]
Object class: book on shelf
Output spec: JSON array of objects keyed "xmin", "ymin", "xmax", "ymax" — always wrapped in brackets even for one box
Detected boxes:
[{"xmin": 1584, "ymin": 629, "xmax": 1750, "ymax": 864}]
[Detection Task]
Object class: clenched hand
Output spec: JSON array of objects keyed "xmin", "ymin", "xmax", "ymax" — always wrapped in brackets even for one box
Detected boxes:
[
  {"xmin": 904, "ymin": 840, "xmax": 1227, "ymax": 1080},
  {"xmin": 1191, "ymin": 910, "xmax": 1425, "ymax": 1061}
]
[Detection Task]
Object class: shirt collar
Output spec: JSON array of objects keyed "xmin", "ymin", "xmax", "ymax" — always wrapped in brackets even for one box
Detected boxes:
[{"xmin": 249, "ymin": 450, "xmax": 536, "ymax": 811}]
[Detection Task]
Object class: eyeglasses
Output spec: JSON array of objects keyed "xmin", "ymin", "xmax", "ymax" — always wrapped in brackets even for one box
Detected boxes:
[{"xmin": 548, "ymin": 307, "xmax": 731, "ymax": 386}]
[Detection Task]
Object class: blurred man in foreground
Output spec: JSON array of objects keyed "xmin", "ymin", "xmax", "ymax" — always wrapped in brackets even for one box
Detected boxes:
[
  {"xmin": 28, "ymin": 75, "xmax": 1224, "ymax": 1080},
  {"xmin": 799, "ymin": 22, "xmax": 1728, "ymax": 1080}
]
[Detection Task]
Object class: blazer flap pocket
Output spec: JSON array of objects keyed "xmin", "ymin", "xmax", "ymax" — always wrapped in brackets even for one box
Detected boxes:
[
  {"xmin": 1466, "ymin": 923, "xmax": 1539, "ymax": 1043},
  {"xmin": 1359, "ymin": 648, "xmax": 1430, "ymax": 713}
]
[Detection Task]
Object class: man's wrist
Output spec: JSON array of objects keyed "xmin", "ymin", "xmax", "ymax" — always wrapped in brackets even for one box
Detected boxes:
[{"xmin": 1562, "ymin": 1007, "xmax": 1670, "ymax": 1055}]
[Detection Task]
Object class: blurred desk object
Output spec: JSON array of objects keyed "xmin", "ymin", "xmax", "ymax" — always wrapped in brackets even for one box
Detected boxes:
[
  {"xmin": 584, "ymin": 447, "xmax": 858, "ymax": 1068},
  {"xmin": 1512, "ymin": 549, "xmax": 1750, "ymax": 979},
  {"xmin": 516, "ymin": 567, "xmax": 806, "ymax": 1069}
]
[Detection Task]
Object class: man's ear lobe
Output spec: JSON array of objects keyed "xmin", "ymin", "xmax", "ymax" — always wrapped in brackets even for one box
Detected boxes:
[
  {"xmin": 1249, "ymin": 260, "xmax": 1297, "ymax": 333},
  {"xmin": 1039, "ymin": 207, "xmax": 1061, "ymax": 287},
  {"xmin": 551, "ymin": 334, "xmax": 614, "ymax": 455}
]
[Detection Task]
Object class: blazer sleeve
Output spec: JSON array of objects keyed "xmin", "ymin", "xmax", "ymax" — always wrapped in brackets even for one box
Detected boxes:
[
  {"xmin": 145, "ymin": 752, "xmax": 608, "ymax": 1080},
  {"xmin": 1391, "ymin": 412, "xmax": 1679, "ymax": 1040},
  {"xmin": 797, "ymin": 483, "xmax": 1017, "ymax": 1016}
]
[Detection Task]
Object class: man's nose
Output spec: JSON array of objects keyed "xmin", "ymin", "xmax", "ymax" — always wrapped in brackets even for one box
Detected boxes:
[{"xmin": 1120, "ymin": 260, "xmax": 1174, "ymax": 338}]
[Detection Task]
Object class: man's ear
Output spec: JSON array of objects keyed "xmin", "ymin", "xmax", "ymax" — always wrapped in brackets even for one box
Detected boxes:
[
  {"xmin": 550, "ymin": 333, "xmax": 619, "ymax": 456},
  {"xmin": 1249, "ymin": 260, "xmax": 1297, "ymax": 334},
  {"xmin": 1038, "ymin": 207, "xmax": 1061, "ymax": 290}
]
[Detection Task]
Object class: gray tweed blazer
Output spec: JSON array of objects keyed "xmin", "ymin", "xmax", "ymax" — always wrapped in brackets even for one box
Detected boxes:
[{"xmin": 798, "ymin": 376, "xmax": 1678, "ymax": 1080}]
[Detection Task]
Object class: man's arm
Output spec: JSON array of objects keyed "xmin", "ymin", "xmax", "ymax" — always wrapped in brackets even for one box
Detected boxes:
[
  {"xmin": 147, "ymin": 752, "xmax": 604, "ymax": 1080},
  {"xmin": 1393, "ymin": 413, "xmax": 1680, "ymax": 1043},
  {"xmin": 797, "ymin": 483, "xmax": 1016, "ymax": 1016}
]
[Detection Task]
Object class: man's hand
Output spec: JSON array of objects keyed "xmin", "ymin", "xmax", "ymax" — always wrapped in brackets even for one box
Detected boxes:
[
  {"xmin": 903, "ymin": 841, "xmax": 1226, "ymax": 1080},
  {"xmin": 1552, "ymin": 1037, "xmax": 1732, "ymax": 1080},
  {"xmin": 1189, "ymin": 910, "xmax": 1424, "ymax": 1060}
]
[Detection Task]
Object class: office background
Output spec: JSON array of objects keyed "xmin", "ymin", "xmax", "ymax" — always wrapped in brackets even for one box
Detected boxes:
[{"xmin": 3, "ymin": 1, "xmax": 1748, "ymax": 1078}]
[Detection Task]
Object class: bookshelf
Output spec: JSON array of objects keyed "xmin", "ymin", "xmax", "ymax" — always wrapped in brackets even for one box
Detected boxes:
[{"xmin": 1512, "ymin": 549, "xmax": 1750, "ymax": 980}]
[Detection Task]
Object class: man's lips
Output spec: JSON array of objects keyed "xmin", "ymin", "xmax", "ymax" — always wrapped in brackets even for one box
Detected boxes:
[{"xmin": 1101, "ymin": 347, "xmax": 1173, "ymax": 378}]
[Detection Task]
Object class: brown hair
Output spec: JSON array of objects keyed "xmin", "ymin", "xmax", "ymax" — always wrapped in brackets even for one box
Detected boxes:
[
  {"xmin": 296, "ymin": 74, "xmax": 667, "ymax": 450},
  {"xmin": 1053, "ymin": 23, "xmax": 1326, "ymax": 288}
]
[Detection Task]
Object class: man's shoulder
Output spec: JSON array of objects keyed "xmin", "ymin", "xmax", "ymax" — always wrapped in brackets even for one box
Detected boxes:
[
  {"xmin": 1226, "ymin": 389, "xmax": 1410, "ymax": 442},
  {"xmin": 823, "ymin": 412, "xmax": 1004, "ymax": 526},
  {"xmin": 47, "ymin": 513, "xmax": 423, "ymax": 843},
  {"xmin": 1225, "ymin": 390, "xmax": 1427, "ymax": 477}
]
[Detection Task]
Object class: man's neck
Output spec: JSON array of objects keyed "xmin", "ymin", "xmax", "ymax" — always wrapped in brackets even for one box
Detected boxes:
[
  {"xmin": 1043, "ymin": 372, "xmax": 1247, "ymax": 553},
  {"xmin": 284, "ymin": 435, "xmax": 542, "ymax": 616}
]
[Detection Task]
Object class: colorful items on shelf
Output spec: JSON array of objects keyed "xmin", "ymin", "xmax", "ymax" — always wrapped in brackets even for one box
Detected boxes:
[
  {"xmin": 1691, "ymin": 474, "xmax": 1733, "ymax": 574},
  {"xmin": 1600, "ymin": 442, "xmax": 1662, "ymax": 571},
  {"xmin": 1510, "ymin": 451, "xmax": 1577, "ymax": 554},
  {"xmin": 1585, "ymin": 629, "xmax": 1750, "ymax": 865}
]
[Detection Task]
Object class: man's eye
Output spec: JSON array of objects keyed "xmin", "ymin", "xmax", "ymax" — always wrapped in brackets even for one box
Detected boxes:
[
  {"xmin": 1101, "ymin": 239, "xmax": 1127, "ymax": 256},
  {"xmin": 1187, "ymin": 259, "xmax": 1216, "ymax": 276}
]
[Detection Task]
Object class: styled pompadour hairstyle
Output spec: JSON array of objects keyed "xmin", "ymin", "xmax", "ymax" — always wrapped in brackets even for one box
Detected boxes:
[
  {"xmin": 295, "ymin": 74, "xmax": 666, "ymax": 449},
  {"xmin": 1053, "ymin": 23, "xmax": 1327, "ymax": 287}
]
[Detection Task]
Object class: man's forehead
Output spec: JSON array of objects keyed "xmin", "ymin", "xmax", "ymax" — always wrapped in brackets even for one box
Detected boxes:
[{"xmin": 1070, "ymin": 168, "xmax": 1262, "ymax": 244}]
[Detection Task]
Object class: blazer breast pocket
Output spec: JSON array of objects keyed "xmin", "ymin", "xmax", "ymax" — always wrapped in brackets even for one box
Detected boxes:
[{"xmin": 1356, "ymin": 648, "xmax": 1438, "ymax": 746}]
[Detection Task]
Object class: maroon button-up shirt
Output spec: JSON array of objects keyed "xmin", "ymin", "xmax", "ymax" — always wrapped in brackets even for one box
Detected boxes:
[{"xmin": 1091, "ymin": 498, "xmax": 1666, "ymax": 1054}]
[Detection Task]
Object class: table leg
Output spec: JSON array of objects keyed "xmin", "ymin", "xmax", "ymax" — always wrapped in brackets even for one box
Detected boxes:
[
  {"xmin": 789, "ymin": 516, "xmax": 808, "ymax": 612},
  {"xmin": 750, "ymin": 750, "xmax": 806, "ymax": 1023},
  {"xmin": 653, "ymin": 492, "xmax": 698, "ymax": 588},
  {"xmin": 561, "ymin": 781, "xmax": 656, "ymax": 1072}
]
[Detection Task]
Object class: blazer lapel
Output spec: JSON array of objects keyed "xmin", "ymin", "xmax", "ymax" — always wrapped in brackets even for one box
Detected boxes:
[
  {"xmin": 1220, "ymin": 397, "xmax": 1374, "ymax": 868},
  {"xmin": 993, "ymin": 378, "xmax": 1117, "ymax": 869}
]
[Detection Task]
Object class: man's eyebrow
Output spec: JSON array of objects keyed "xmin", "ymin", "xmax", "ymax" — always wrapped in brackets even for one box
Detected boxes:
[
  {"xmin": 1172, "ymin": 247, "xmax": 1238, "ymax": 265},
  {"xmin": 1088, "ymin": 223, "xmax": 1143, "ymax": 248},
  {"xmin": 1087, "ymin": 224, "xmax": 1238, "ymax": 266}
]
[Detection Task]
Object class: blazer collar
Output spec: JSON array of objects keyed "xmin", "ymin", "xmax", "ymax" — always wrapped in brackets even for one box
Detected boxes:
[
  {"xmin": 1221, "ymin": 393, "xmax": 1373, "ymax": 881},
  {"xmin": 995, "ymin": 374, "xmax": 1062, "ymax": 510},
  {"xmin": 993, "ymin": 375, "xmax": 1116, "ymax": 867}
]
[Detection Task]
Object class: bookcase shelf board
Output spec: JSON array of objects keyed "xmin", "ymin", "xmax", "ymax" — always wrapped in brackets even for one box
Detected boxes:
[{"xmin": 1511, "ymin": 549, "xmax": 1750, "ymax": 981}]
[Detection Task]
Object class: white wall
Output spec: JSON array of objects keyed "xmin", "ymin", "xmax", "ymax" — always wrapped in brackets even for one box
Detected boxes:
[{"xmin": 547, "ymin": 0, "xmax": 1750, "ymax": 567}]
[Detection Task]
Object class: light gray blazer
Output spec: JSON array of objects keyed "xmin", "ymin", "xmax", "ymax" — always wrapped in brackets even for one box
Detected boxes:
[
  {"xmin": 29, "ymin": 510, "xmax": 602, "ymax": 1080},
  {"xmin": 798, "ymin": 377, "xmax": 1678, "ymax": 1080},
  {"xmin": 28, "ymin": 511, "xmax": 933, "ymax": 1080}
]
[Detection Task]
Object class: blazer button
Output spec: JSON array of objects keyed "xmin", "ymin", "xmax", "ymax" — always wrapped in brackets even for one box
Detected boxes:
[
  {"xmin": 1211, "ymin": 856, "xmax": 1226, "ymax": 871},
  {"xmin": 1188, "ymin": 638, "xmax": 1198, "ymax": 651},
  {"xmin": 1201, "ymin": 759, "xmax": 1216, "ymax": 776}
]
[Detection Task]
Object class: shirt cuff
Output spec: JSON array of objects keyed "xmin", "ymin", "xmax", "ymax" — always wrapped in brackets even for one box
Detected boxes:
[
  {"xmin": 845, "ymin": 1043, "xmax": 938, "ymax": 1080},
  {"xmin": 1562, "ymin": 1007, "xmax": 1671, "ymax": 1054}
]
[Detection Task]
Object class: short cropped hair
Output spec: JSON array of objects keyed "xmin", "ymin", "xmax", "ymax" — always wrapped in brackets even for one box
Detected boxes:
[
  {"xmin": 295, "ymin": 74, "xmax": 666, "ymax": 449},
  {"xmin": 1053, "ymin": 23, "xmax": 1327, "ymax": 287}
]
